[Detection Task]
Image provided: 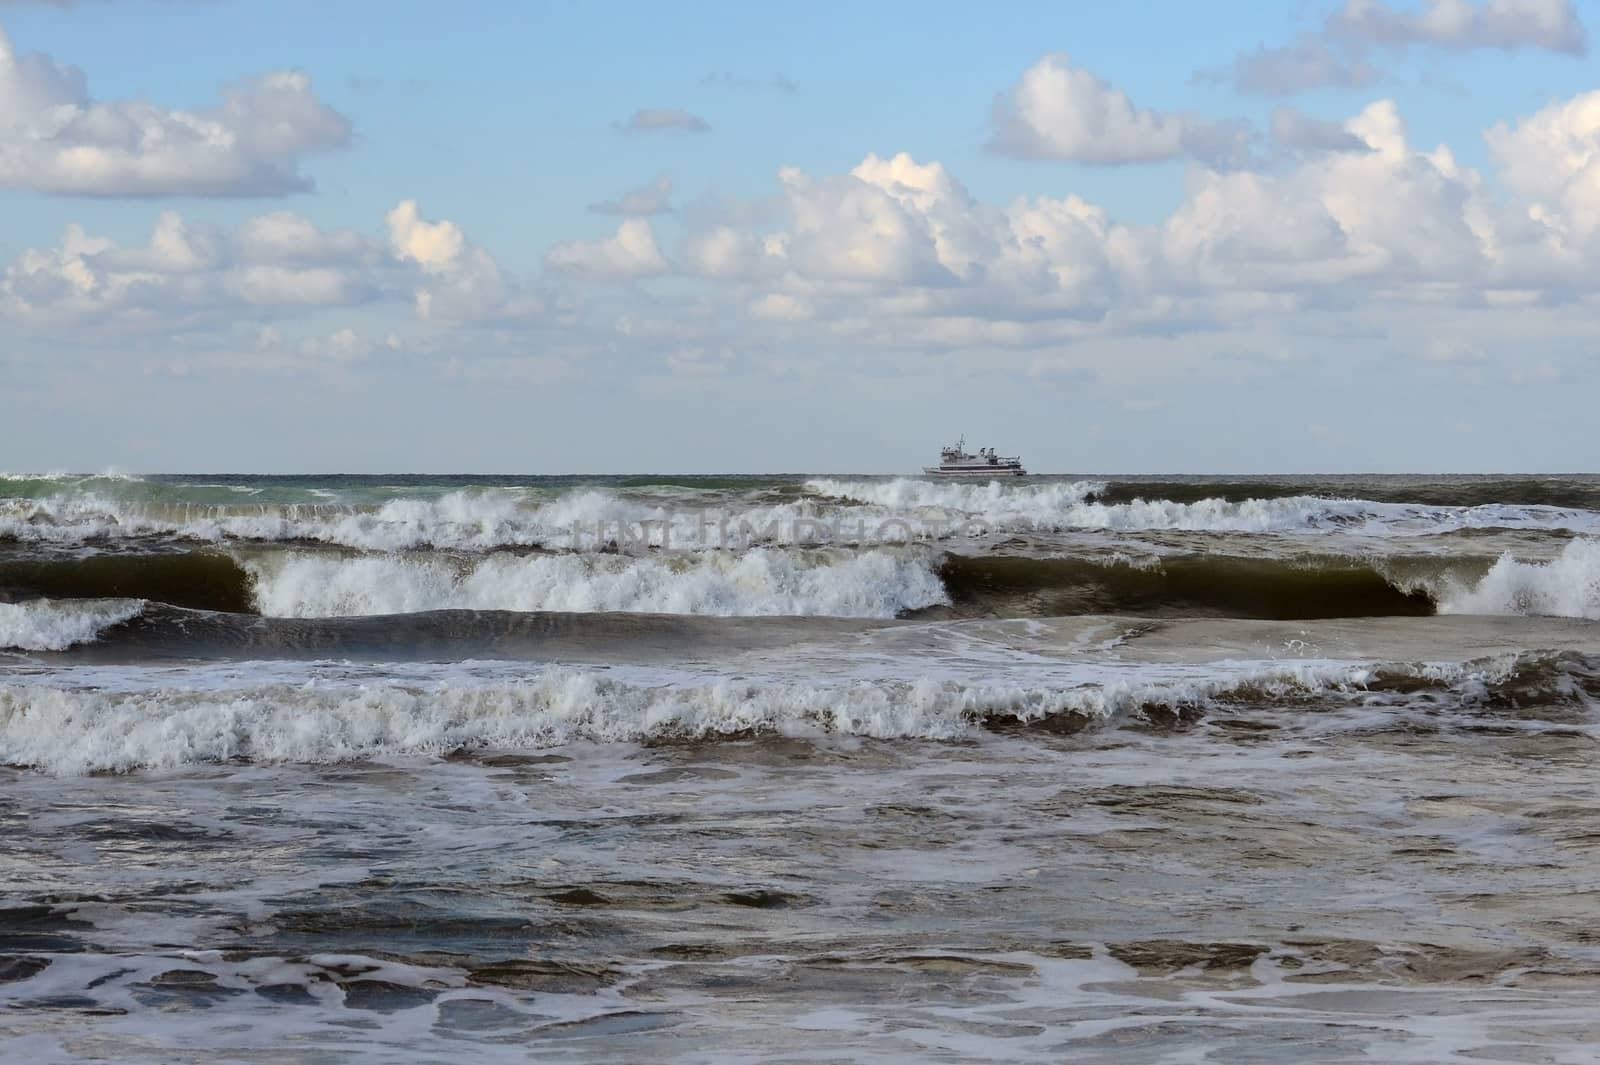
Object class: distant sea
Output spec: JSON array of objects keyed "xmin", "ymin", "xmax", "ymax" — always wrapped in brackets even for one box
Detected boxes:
[{"xmin": 3, "ymin": 471, "xmax": 1599, "ymax": 1062}]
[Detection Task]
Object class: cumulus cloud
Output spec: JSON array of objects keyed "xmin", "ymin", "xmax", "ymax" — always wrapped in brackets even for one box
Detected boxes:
[
  {"xmin": 0, "ymin": 24, "xmax": 350, "ymax": 196},
  {"xmin": 1223, "ymin": 0, "xmax": 1587, "ymax": 95},
  {"xmin": 588, "ymin": 174, "xmax": 673, "ymax": 216},
  {"xmin": 772, "ymin": 158, "xmax": 964, "ymax": 284},
  {"xmin": 386, "ymin": 200, "xmax": 541, "ymax": 320},
  {"xmin": 545, "ymin": 219, "xmax": 670, "ymax": 280},
  {"xmin": 2, "ymin": 200, "xmax": 541, "ymax": 328},
  {"xmin": 989, "ymin": 54, "xmax": 1249, "ymax": 166},
  {"xmin": 625, "ymin": 86, "xmax": 1600, "ymax": 357},
  {"xmin": 1, "ymin": 209, "xmax": 379, "ymax": 324},
  {"xmin": 1485, "ymin": 89, "xmax": 1600, "ymax": 240},
  {"xmin": 386, "ymin": 200, "xmax": 465, "ymax": 269},
  {"xmin": 677, "ymin": 149, "xmax": 1134, "ymax": 316},
  {"xmin": 612, "ymin": 108, "xmax": 711, "ymax": 134},
  {"xmin": 1161, "ymin": 101, "xmax": 1496, "ymax": 288}
]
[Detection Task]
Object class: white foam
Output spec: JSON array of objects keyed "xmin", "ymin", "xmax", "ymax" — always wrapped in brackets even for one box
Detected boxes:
[
  {"xmin": 0, "ymin": 658, "xmax": 1385, "ymax": 774},
  {"xmin": 243, "ymin": 547, "xmax": 949, "ymax": 619},
  {"xmin": 1436, "ymin": 538, "xmax": 1600, "ymax": 620},
  {"xmin": 0, "ymin": 598, "xmax": 145, "ymax": 651},
  {"xmin": 805, "ymin": 478, "xmax": 1107, "ymax": 518}
]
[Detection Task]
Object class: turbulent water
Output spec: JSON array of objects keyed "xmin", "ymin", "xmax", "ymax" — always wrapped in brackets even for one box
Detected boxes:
[{"xmin": 3, "ymin": 472, "xmax": 1600, "ymax": 1062}]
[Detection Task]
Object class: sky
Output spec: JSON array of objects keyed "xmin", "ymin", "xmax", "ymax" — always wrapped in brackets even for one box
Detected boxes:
[{"xmin": 2, "ymin": 0, "xmax": 1599, "ymax": 473}]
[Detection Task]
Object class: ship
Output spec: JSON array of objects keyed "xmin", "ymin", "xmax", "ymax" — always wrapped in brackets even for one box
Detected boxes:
[{"xmin": 923, "ymin": 436, "xmax": 1026, "ymax": 477}]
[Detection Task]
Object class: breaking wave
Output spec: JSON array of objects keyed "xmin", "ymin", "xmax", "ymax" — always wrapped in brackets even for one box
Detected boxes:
[
  {"xmin": 0, "ymin": 598, "xmax": 145, "ymax": 652},
  {"xmin": 244, "ymin": 548, "xmax": 948, "ymax": 619},
  {"xmin": 7, "ymin": 540, "xmax": 1600, "ymax": 627},
  {"xmin": 0, "ymin": 660, "xmax": 1380, "ymax": 774},
  {"xmin": 6, "ymin": 651, "xmax": 1595, "ymax": 774},
  {"xmin": 1434, "ymin": 539, "xmax": 1600, "ymax": 621}
]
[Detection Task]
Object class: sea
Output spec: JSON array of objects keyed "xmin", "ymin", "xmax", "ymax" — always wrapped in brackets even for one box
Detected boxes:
[{"xmin": 2, "ymin": 471, "xmax": 1599, "ymax": 1064}]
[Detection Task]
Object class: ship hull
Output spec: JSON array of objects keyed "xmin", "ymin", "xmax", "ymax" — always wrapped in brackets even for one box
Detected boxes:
[{"xmin": 922, "ymin": 465, "xmax": 1027, "ymax": 477}]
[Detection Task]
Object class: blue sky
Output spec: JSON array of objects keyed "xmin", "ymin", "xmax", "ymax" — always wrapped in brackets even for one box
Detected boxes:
[{"xmin": 2, "ymin": 0, "xmax": 1599, "ymax": 471}]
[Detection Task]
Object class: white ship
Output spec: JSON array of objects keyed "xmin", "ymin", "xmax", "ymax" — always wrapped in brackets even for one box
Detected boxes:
[{"xmin": 923, "ymin": 436, "xmax": 1026, "ymax": 477}]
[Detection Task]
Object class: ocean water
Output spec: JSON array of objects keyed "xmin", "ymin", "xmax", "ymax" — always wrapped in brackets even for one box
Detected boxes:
[{"xmin": 3, "ymin": 472, "xmax": 1600, "ymax": 1063}]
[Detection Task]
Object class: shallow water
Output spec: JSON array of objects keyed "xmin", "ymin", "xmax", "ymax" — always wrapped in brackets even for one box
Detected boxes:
[{"xmin": 6, "ymin": 703, "xmax": 1600, "ymax": 1062}]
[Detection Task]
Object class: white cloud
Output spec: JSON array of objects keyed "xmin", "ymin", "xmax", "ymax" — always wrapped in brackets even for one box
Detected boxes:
[
  {"xmin": 0, "ymin": 24, "xmax": 350, "ymax": 196},
  {"xmin": 545, "ymin": 219, "xmax": 670, "ymax": 280},
  {"xmin": 386, "ymin": 200, "xmax": 466, "ymax": 269},
  {"xmin": 773, "ymin": 160, "xmax": 958, "ymax": 284},
  {"xmin": 1, "ymin": 209, "xmax": 379, "ymax": 324},
  {"xmin": 989, "ymin": 54, "xmax": 1248, "ymax": 166},
  {"xmin": 588, "ymin": 174, "xmax": 673, "ymax": 216},
  {"xmin": 679, "ymin": 149, "xmax": 1133, "ymax": 313},
  {"xmin": 612, "ymin": 108, "xmax": 710, "ymax": 134},
  {"xmin": 1168, "ymin": 101, "xmax": 1503, "ymax": 287},
  {"xmin": 2, "ymin": 200, "xmax": 541, "ymax": 327},
  {"xmin": 637, "ymin": 90, "xmax": 1600, "ymax": 352},
  {"xmin": 9, "ymin": 82, "xmax": 1600, "ymax": 410},
  {"xmin": 386, "ymin": 200, "xmax": 540, "ymax": 321},
  {"xmin": 1485, "ymin": 90, "xmax": 1600, "ymax": 241}
]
